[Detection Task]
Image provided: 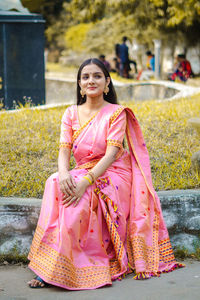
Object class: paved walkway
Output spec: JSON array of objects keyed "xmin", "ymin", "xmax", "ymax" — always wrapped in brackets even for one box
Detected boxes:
[{"xmin": 0, "ymin": 260, "xmax": 200, "ymax": 300}]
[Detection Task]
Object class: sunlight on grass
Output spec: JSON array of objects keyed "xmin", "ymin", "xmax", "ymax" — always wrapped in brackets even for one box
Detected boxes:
[
  {"xmin": 0, "ymin": 94, "xmax": 200, "ymax": 198},
  {"xmin": 46, "ymin": 62, "xmax": 77, "ymax": 73}
]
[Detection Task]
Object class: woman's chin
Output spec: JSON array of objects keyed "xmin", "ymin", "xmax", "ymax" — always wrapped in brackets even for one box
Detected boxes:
[{"xmin": 86, "ymin": 91, "xmax": 103, "ymax": 98}]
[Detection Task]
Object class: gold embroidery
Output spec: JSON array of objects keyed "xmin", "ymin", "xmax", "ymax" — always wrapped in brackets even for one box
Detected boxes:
[
  {"xmin": 109, "ymin": 106, "xmax": 124, "ymax": 126},
  {"xmin": 107, "ymin": 139, "xmax": 124, "ymax": 160},
  {"xmin": 28, "ymin": 225, "xmax": 112, "ymax": 289},
  {"xmin": 127, "ymin": 210, "xmax": 176, "ymax": 274},
  {"xmin": 75, "ymin": 159, "xmax": 100, "ymax": 170},
  {"xmin": 45, "ymin": 228, "xmax": 59, "ymax": 244},
  {"xmin": 107, "ymin": 139, "xmax": 122, "ymax": 148},
  {"xmin": 158, "ymin": 238, "xmax": 176, "ymax": 264},
  {"xmin": 59, "ymin": 142, "xmax": 72, "ymax": 149},
  {"xmin": 94, "ymin": 177, "xmax": 126, "ymax": 271},
  {"xmin": 110, "ymin": 259, "xmax": 122, "ymax": 277},
  {"xmin": 72, "ymin": 113, "xmax": 97, "ymax": 143}
]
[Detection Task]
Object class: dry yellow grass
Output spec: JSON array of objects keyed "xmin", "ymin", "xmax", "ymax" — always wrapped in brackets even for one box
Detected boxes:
[
  {"xmin": 0, "ymin": 94, "xmax": 199, "ymax": 198},
  {"xmin": 126, "ymin": 96, "xmax": 200, "ymax": 190}
]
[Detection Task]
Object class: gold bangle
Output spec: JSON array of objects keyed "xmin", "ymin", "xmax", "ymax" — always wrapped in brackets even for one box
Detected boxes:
[
  {"xmin": 87, "ymin": 171, "xmax": 95, "ymax": 184},
  {"xmin": 83, "ymin": 176, "xmax": 92, "ymax": 185}
]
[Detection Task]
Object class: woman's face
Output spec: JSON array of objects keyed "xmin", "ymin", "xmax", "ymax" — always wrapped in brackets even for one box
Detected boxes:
[{"xmin": 79, "ymin": 63, "xmax": 110, "ymax": 98}]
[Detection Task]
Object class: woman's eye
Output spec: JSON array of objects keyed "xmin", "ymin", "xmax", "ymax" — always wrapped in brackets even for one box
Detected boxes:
[
  {"xmin": 95, "ymin": 75, "xmax": 101, "ymax": 78},
  {"xmin": 82, "ymin": 76, "xmax": 88, "ymax": 80}
]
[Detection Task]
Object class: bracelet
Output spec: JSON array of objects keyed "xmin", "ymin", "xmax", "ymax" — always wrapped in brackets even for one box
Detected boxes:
[
  {"xmin": 87, "ymin": 171, "xmax": 96, "ymax": 184},
  {"xmin": 83, "ymin": 176, "xmax": 93, "ymax": 185}
]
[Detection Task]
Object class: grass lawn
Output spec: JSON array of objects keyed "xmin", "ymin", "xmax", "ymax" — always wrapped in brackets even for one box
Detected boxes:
[{"xmin": 0, "ymin": 94, "xmax": 199, "ymax": 198}]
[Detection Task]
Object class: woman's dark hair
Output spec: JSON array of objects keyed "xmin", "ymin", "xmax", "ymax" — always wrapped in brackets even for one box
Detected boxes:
[{"xmin": 77, "ymin": 58, "xmax": 118, "ymax": 105}]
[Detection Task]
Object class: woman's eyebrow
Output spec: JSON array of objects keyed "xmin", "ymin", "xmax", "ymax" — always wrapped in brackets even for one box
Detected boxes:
[{"xmin": 81, "ymin": 72, "xmax": 103, "ymax": 75}]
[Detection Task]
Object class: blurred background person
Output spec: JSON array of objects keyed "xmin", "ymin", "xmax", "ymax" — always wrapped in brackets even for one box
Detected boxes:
[
  {"xmin": 119, "ymin": 36, "xmax": 130, "ymax": 78},
  {"xmin": 137, "ymin": 50, "xmax": 155, "ymax": 80},
  {"xmin": 99, "ymin": 54, "xmax": 111, "ymax": 72},
  {"xmin": 170, "ymin": 54, "xmax": 193, "ymax": 82}
]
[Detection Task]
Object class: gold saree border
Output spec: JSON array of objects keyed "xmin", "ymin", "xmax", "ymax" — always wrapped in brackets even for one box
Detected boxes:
[
  {"xmin": 28, "ymin": 225, "xmax": 112, "ymax": 289},
  {"xmin": 72, "ymin": 112, "xmax": 98, "ymax": 143},
  {"xmin": 75, "ymin": 159, "xmax": 100, "ymax": 170},
  {"xmin": 94, "ymin": 177, "xmax": 126, "ymax": 271},
  {"xmin": 107, "ymin": 139, "xmax": 122, "ymax": 148},
  {"xmin": 109, "ymin": 106, "xmax": 124, "ymax": 125},
  {"xmin": 59, "ymin": 142, "xmax": 72, "ymax": 149},
  {"xmin": 73, "ymin": 105, "xmax": 124, "ymax": 148},
  {"xmin": 126, "ymin": 210, "xmax": 176, "ymax": 274}
]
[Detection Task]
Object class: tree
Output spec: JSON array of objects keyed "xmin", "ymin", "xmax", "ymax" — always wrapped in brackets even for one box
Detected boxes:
[
  {"xmin": 21, "ymin": 0, "xmax": 70, "ymax": 58},
  {"xmin": 65, "ymin": 0, "xmax": 107, "ymax": 22},
  {"xmin": 21, "ymin": 0, "xmax": 67, "ymax": 28}
]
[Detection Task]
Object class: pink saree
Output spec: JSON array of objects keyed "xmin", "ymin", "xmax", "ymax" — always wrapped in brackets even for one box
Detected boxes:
[{"xmin": 28, "ymin": 103, "xmax": 183, "ymax": 290}]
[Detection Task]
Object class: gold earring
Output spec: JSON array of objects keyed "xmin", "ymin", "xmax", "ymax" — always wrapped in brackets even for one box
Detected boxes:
[
  {"xmin": 104, "ymin": 85, "xmax": 109, "ymax": 95},
  {"xmin": 80, "ymin": 89, "xmax": 85, "ymax": 98}
]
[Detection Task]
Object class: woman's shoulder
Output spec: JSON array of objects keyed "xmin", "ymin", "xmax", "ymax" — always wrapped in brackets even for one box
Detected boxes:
[
  {"xmin": 103, "ymin": 103, "xmax": 126, "ymax": 124},
  {"xmin": 107, "ymin": 103, "xmax": 125, "ymax": 113},
  {"xmin": 107, "ymin": 103, "xmax": 125, "ymax": 117},
  {"xmin": 64, "ymin": 104, "xmax": 77, "ymax": 114},
  {"xmin": 62, "ymin": 105, "xmax": 76, "ymax": 121}
]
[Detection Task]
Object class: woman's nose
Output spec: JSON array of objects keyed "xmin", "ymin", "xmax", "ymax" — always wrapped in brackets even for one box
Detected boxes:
[{"xmin": 88, "ymin": 75, "xmax": 95, "ymax": 83}]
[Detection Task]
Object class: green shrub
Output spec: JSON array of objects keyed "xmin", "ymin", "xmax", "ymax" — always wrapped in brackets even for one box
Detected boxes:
[{"xmin": 65, "ymin": 23, "xmax": 94, "ymax": 52}]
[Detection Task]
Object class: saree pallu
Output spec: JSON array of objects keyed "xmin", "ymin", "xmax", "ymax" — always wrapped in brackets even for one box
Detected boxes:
[{"xmin": 28, "ymin": 104, "xmax": 184, "ymax": 290}]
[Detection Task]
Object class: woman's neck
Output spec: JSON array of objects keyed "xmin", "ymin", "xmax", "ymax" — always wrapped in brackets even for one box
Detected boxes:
[{"xmin": 84, "ymin": 96, "xmax": 107, "ymax": 111}]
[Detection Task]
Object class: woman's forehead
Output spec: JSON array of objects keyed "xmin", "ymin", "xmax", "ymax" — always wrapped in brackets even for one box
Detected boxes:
[{"xmin": 81, "ymin": 64, "xmax": 103, "ymax": 74}]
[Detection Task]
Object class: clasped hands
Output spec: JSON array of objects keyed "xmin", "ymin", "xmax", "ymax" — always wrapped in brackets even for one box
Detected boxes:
[{"xmin": 59, "ymin": 172, "xmax": 89, "ymax": 207}]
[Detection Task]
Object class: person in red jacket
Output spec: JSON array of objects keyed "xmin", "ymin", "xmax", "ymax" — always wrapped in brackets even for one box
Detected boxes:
[{"xmin": 170, "ymin": 54, "xmax": 193, "ymax": 82}]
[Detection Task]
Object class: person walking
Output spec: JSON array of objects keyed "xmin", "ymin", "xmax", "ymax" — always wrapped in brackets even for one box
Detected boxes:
[{"xmin": 119, "ymin": 36, "xmax": 130, "ymax": 78}]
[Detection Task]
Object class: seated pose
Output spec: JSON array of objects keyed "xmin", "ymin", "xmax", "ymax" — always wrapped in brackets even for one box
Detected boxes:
[
  {"xmin": 170, "ymin": 54, "xmax": 193, "ymax": 82},
  {"xmin": 28, "ymin": 58, "xmax": 184, "ymax": 289},
  {"xmin": 138, "ymin": 51, "xmax": 155, "ymax": 80},
  {"xmin": 169, "ymin": 54, "xmax": 193, "ymax": 82}
]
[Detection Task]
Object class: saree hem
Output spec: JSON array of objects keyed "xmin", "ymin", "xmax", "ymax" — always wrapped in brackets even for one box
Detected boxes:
[
  {"xmin": 28, "ymin": 264, "xmax": 112, "ymax": 290},
  {"xmin": 133, "ymin": 262, "xmax": 185, "ymax": 280}
]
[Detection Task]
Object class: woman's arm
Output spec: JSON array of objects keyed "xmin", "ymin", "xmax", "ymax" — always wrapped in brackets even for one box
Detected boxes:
[
  {"xmin": 58, "ymin": 147, "xmax": 76, "ymax": 196},
  {"xmin": 63, "ymin": 145, "xmax": 120, "ymax": 207},
  {"xmin": 90, "ymin": 145, "xmax": 119, "ymax": 179},
  {"xmin": 63, "ymin": 109, "xmax": 126, "ymax": 207}
]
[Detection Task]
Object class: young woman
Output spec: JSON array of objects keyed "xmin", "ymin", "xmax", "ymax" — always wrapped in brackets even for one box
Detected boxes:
[{"xmin": 28, "ymin": 58, "xmax": 183, "ymax": 289}]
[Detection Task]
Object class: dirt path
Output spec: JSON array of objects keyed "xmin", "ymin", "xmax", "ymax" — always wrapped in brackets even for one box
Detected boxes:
[{"xmin": 0, "ymin": 260, "xmax": 200, "ymax": 300}]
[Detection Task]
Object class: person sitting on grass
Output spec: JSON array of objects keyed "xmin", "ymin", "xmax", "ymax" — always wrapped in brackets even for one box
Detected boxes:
[
  {"xmin": 170, "ymin": 54, "xmax": 193, "ymax": 82},
  {"xmin": 137, "ymin": 50, "xmax": 155, "ymax": 80}
]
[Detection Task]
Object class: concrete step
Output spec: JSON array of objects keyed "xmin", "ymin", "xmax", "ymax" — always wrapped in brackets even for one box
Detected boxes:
[{"xmin": 0, "ymin": 189, "xmax": 200, "ymax": 255}]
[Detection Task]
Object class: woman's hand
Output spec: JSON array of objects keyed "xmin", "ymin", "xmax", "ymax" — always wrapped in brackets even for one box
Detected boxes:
[
  {"xmin": 59, "ymin": 171, "xmax": 76, "ymax": 197},
  {"xmin": 62, "ymin": 178, "xmax": 90, "ymax": 207}
]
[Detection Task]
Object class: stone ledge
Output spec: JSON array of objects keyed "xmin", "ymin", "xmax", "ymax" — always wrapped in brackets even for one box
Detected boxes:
[
  {"xmin": 0, "ymin": 197, "xmax": 41, "ymax": 207},
  {"xmin": 0, "ymin": 189, "xmax": 200, "ymax": 254}
]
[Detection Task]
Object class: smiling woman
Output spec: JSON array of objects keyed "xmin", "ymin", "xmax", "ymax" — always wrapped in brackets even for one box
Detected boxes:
[{"xmin": 27, "ymin": 58, "xmax": 184, "ymax": 290}]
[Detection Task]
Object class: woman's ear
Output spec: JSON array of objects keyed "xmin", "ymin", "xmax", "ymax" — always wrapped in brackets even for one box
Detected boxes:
[{"xmin": 106, "ymin": 77, "xmax": 111, "ymax": 85}]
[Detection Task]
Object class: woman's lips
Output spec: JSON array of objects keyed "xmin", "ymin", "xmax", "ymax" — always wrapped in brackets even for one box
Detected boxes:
[{"xmin": 88, "ymin": 87, "xmax": 97, "ymax": 90}]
